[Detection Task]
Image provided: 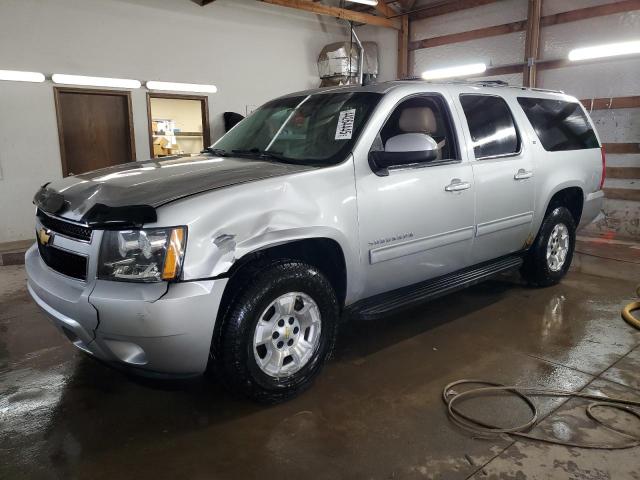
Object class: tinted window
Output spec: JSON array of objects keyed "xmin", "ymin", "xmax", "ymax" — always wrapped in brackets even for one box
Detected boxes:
[
  {"xmin": 517, "ymin": 97, "xmax": 599, "ymax": 151},
  {"xmin": 459, "ymin": 95, "xmax": 520, "ymax": 158}
]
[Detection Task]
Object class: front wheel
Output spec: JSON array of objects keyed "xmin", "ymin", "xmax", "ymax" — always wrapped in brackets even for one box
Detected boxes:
[
  {"xmin": 521, "ymin": 206, "xmax": 576, "ymax": 287},
  {"xmin": 213, "ymin": 261, "xmax": 339, "ymax": 403}
]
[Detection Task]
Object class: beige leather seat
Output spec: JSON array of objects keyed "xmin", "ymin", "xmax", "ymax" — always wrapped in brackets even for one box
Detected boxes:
[
  {"xmin": 397, "ymin": 107, "xmax": 445, "ymax": 159},
  {"xmin": 398, "ymin": 107, "xmax": 438, "ymax": 135}
]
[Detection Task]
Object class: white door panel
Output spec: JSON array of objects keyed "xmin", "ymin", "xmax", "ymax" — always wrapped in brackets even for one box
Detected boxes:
[
  {"xmin": 471, "ymin": 156, "xmax": 535, "ymax": 262},
  {"xmin": 453, "ymin": 92, "xmax": 536, "ymax": 263},
  {"xmin": 356, "ymin": 163, "xmax": 475, "ymax": 297}
]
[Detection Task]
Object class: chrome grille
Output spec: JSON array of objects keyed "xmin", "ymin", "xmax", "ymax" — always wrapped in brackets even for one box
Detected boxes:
[{"xmin": 37, "ymin": 210, "xmax": 92, "ymax": 242}]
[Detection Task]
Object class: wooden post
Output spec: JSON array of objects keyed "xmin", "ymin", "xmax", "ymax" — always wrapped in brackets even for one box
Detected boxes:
[
  {"xmin": 523, "ymin": 0, "xmax": 542, "ymax": 87},
  {"xmin": 397, "ymin": 15, "xmax": 410, "ymax": 78}
]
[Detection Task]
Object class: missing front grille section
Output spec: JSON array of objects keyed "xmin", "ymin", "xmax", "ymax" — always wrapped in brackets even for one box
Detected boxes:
[
  {"xmin": 37, "ymin": 242, "xmax": 87, "ymax": 280},
  {"xmin": 37, "ymin": 210, "xmax": 92, "ymax": 242}
]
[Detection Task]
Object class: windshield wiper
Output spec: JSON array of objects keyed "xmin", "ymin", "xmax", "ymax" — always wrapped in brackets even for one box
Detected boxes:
[
  {"xmin": 202, "ymin": 147, "xmax": 228, "ymax": 156},
  {"xmin": 231, "ymin": 148, "xmax": 296, "ymax": 164}
]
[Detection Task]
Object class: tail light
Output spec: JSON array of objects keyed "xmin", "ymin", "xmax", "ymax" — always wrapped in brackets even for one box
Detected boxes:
[{"xmin": 599, "ymin": 145, "xmax": 606, "ymax": 190}]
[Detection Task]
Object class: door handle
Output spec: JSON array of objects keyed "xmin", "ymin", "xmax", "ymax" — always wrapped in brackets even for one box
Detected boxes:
[
  {"xmin": 514, "ymin": 169, "xmax": 533, "ymax": 180},
  {"xmin": 445, "ymin": 179, "xmax": 471, "ymax": 192}
]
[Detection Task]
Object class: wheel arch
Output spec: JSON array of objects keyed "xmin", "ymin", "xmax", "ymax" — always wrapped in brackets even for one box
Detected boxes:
[
  {"xmin": 544, "ymin": 186, "xmax": 584, "ymax": 226},
  {"xmin": 208, "ymin": 236, "xmax": 349, "ymax": 374},
  {"xmin": 224, "ymin": 237, "xmax": 348, "ymax": 309},
  {"xmin": 533, "ymin": 183, "xmax": 584, "ymax": 239}
]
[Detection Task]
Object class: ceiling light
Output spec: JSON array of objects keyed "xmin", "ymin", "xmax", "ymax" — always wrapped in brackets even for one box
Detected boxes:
[
  {"xmin": 51, "ymin": 74, "xmax": 141, "ymax": 89},
  {"xmin": 421, "ymin": 63, "xmax": 487, "ymax": 80},
  {"xmin": 146, "ymin": 81, "xmax": 218, "ymax": 93},
  {"xmin": 0, "ymin": 70, "xmax": 45, "ymax": 83},
  {"xmin": 568, "ymin": 40, "xmax": 640, "ymax": 61},
  {"xmin": 345, "ymin": 0, "xmax": 379, "ymax": 5}
]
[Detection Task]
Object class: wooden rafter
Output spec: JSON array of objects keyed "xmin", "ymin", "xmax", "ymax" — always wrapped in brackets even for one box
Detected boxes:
[
  {"xmin": 410, "ymin": 0, "xmax": 501, "ymax": 21},
  {"xmin": 479, "ymin": 52, "xmax": 640, "ymax": 77},
  {"xmin": 397, "ymin": 0, "xmax": 417, "ymax": 12},
  {"xmin": 580, "ymin": 96, "xmax": 640, "ymax": 110},
  {"xmin": 374, "ymin": 1, "xmax": 397, "ymax": 18},
  {"xmin": 410, "ymin": 0, "xmax": 640, "ymax": 50},
  {"xmin": 259, "ymin": 0, "xmax": 400, "ymax": 29}
]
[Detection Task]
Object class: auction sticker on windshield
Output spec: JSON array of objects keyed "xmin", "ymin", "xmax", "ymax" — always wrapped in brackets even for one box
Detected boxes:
[{"xmin": 335, "ymin": 109, "xmax": 356, "ymax": 140}]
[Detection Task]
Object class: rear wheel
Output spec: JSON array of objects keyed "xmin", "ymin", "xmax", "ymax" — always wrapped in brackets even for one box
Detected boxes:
[
  {"xmin": 212, "ymin": 261, "xmax": 338, "ymax": 403},
  {"xmin": 521, "ymin": 206, "xmax": 576, "ymax": 287}
]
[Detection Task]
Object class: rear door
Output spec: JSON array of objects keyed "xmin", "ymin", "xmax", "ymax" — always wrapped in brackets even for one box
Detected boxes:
[{"xmin": 455, "ymin": 92, "xmax": 536, "ymax": 263}]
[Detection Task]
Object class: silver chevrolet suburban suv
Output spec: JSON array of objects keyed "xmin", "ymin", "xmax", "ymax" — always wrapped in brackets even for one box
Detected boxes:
[{"xmin": 26, "ymin": 81, "xmax": 605, "ymax": 402}]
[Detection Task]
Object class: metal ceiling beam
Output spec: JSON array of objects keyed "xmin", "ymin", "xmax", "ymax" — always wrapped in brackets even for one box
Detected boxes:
[{"xmin": 259, "ymin": 0, "xmax": 401, "ymax": 29}]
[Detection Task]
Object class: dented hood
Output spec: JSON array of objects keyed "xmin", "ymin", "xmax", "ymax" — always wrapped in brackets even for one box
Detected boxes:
[{"xmin": 35, "ymin": 154, "xmax": 314, "ymax": 226}]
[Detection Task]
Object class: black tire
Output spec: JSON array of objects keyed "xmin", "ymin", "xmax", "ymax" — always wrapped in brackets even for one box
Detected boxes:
[
  {"xmin": 211, "ymin": 260, "xmax": 339, "ymax": 403},
  {"xmin": 521, "ymin": 206, "xmax": 576, "ymax": 287}
]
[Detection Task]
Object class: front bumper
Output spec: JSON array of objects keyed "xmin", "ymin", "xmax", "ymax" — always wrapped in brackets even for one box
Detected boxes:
[{"xmin": 26, "ymin": 244, "xmax": 228, "ymax": 376}]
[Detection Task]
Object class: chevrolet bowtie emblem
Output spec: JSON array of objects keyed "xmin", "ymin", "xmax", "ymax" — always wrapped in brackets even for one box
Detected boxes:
[{"xmin": 38, "ymin": 227, "xmax": 53, "ymax": 246}]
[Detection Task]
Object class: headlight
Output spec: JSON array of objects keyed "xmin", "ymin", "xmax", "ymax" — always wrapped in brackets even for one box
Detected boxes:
[{"xmin": 98, "ymin": 227, "xmax": 186, "ymax": 282}]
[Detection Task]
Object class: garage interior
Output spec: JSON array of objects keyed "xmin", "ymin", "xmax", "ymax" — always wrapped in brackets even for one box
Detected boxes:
[{"xmin": 1, "ymin": 0, "xmax": 640, "ymax": 478}]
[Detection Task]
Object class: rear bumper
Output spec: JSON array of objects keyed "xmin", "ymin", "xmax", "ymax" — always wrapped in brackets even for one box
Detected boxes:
[
  {"xmin": 26, "ymin": 244, "xmax": 228, "ymax": 376},
  {"xmin": 578, "ymin": 190, "xmax": 605, "ymax": 230}
]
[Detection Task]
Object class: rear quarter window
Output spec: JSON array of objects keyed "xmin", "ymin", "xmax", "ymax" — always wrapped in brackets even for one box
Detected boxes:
[{"xmin": 517, "ymin": 97, "xmax": 599, "ymax": 151}]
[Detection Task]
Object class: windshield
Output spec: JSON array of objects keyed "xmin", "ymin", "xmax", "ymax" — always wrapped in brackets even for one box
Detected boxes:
[{"xmin": 212, "ymin": 92, "xmax": 381, "ymax": 165}]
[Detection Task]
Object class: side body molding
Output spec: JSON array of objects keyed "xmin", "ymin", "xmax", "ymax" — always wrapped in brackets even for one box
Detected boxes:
[{"xmin": 369, "ymin": 226, "xmax": 475, "ymax": 264}]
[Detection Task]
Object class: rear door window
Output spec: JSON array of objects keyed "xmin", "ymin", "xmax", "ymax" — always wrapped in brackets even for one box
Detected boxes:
[
  {"xmin": 517, "ymin": 97, "xmax": 599, "ymax": 151},
  {"xmin": 459, "ymin": 95, "xmax": 521, "ymax": 159}
]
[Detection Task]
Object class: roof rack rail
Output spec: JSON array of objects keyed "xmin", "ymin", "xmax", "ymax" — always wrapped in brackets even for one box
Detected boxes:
[
  {"xmin": 471, "ymin": 80, "xmax": 509, "ymax": 86},
  {"xmin": 390, "ymin": 78, "xmax": 564, "ymax": 94}
]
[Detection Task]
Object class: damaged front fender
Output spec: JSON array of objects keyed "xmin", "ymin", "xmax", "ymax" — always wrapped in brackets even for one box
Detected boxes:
[{"xmin": 151, "ymin": 157, "xmax": 364, "ymax": 304}]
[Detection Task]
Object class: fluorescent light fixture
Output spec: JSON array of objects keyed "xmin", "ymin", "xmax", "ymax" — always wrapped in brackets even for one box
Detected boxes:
[
  {"xmin": 345, "ymin": 0, "xmax": 378, "ymax": 5},
  {"xmin": 51, "ymin": 74, "xmax": 141, "ymax": 89},
  {"xmin": 421, "ymin": 62, "xmax": 487, "ymax": 80},
  {"xmin": 0, "ymin": 70, "xmax": 45, "ymax": 83},
  {"xmin": 146, "ymin": 81, "xmax": 218, "ymax": 93},
  {"xmin": 568, "ymin": 40, "xmax": 640, "ymax": 61}
]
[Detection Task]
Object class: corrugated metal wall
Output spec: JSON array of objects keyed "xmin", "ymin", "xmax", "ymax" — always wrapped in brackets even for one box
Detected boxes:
[{"xmin": 410, "ymin": 0, "xmax": 640, "ymax": 239}]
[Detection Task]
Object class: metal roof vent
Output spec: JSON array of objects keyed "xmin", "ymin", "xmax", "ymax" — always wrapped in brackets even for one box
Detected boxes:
[{"xmin": 318, "ymin": 41, "xmax": 379, "ymax": 87}]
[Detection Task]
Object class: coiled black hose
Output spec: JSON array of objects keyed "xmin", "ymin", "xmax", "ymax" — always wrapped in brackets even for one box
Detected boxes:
[{"xmin": 443, "ymin": 379, "xmax": 640, "ymax": 449}]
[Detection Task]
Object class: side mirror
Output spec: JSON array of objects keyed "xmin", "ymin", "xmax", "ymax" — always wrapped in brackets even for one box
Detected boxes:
[{"xmin": 368, "ymin": 133, "xmax": 439, "ymax": 176}]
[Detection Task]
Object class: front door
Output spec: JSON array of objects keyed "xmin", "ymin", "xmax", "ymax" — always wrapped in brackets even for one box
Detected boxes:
[
  {"xmin": 355, "ymin": 93, "xmax": 475, "ymax": 297},
  {"xmin": 456, "ymin": 93, "xmax": 535, "ymax": 263},
  {"xmin": 54, "ymin": 87, "xmax": 136, "ymax": 176}
]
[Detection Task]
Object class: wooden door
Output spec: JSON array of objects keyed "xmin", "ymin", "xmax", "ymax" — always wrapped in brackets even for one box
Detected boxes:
[{"xmin": 54, "ymin": 88, "xmax": 136, "ymax": 176}]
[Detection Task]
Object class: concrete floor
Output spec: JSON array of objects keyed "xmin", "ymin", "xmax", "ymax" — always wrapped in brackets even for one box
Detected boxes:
[{"xmin": 1, "ymin": 263, "xmax": 640, "ymax": 479}]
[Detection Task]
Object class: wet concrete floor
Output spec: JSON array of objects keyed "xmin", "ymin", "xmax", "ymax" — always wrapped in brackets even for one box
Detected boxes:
[{"xmin": 1, "ymin": 264, "xmax": 640, "ymax": 479}]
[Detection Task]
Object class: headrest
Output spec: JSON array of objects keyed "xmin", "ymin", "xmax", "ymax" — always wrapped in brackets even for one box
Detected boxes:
[{"xmin": 399, "ymin": 107, "xmax": 437, "ymax": 134}]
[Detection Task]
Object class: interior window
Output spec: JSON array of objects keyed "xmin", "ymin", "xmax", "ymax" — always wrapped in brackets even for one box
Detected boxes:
[
  {"xmin": 459, "ymin": 95, "xmax": 520, "ymax": 159},
  {"xmin": 373, "ymin": 95, "xmax": 459, "ymax": 162},
  {"xmin": 517, "ymin": 97, "xmax": 599, "ymax": 151}
]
